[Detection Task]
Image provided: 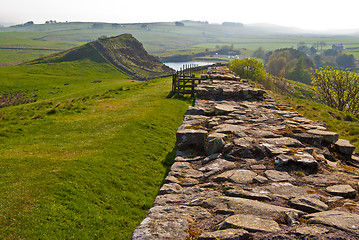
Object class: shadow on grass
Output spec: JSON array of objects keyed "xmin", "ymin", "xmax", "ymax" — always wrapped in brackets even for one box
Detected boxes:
[
  {"xmin": 167, "ymin": 91, "xmax": 195, "ymax": 103},
  {"xmin": 162, "ymin": 146, "xmax": 177, "ymax": 179}
]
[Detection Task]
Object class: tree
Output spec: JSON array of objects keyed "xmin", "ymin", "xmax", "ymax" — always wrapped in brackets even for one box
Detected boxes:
[
  {"xmin": 335, "ymin": 53, "xmax": 356, "ymax": 70},
  {"xmin": 288, "ymin": 56, "xmax": 312, "ymax": 84},
  {"xmin": 217, "ymin": 45, "xmax": 239, "ymax": 55},
  {"xmin": 312, "ymin": 67, "xmax": 359, "ymax": 114},
  {"xmin": 252, "ymin": 47, "xmax": 266, "ymax": 60},
  {"xmin": 324, "ymin": 49, "xmax": 338, "ymax": 57},
  {"xmin": 313, "ymin": 55, "xmax": 322, "ymax": 67},
  {"xmin": 298, "ymin": 46, "xmax": 310, "ymax": 55},
  {"xmin": 309, "ymin": 47, "xmax": 317, "ymax": 55},
  {"xmin": 229, "ymin": 58, "xmax": 267, "ymax": 81},
  {"xmin": 266, "ymin": 56, "xmax": 287, "ymax": 77},
  {"xmin": 319, "ymin": 41, "xmax": 326, "ymax": 54},
  {"xmin": 24, "ymin": 21, "xmax": 34, "ymax": 26},
  {"xmin": 297, "ymin": 41, "xmax": 306, "ymax": 48},
  {"xmin": 91, "ymin": 23, "xmax": 104, "ymax": 29}
]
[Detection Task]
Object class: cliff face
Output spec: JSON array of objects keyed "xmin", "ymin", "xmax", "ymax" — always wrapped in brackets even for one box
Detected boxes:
[{"xmin": 29, "ymin": 34, "xmax": 174, "ymax": 79}]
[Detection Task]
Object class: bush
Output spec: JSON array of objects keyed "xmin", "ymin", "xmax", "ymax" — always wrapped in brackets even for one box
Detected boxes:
[
  {"xmin": 312, "ymin": 66, "xmax": 359, "ymax": 114},
  {"xmin": 229, "ymin": 58, "xmax": 267, "ymax": 82}
]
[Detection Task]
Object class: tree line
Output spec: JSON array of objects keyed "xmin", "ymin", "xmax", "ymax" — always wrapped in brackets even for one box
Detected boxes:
[
  {"xmin": 229, "ymin": 52, "xmax": 359, "ymax": 116},
  {"xmin": 253, "ymin": 45, "xmax": 356, "ymax": 85}
]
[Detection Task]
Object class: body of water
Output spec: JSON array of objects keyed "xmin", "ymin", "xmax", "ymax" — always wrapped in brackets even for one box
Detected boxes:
[{"xmin": 164, "ymin": 61, "xmax": 214, "ymax": 71}]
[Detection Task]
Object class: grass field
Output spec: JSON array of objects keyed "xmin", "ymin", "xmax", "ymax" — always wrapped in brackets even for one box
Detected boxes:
[
  {"xmin": 0, "ymin": 60, "xmax": 192, "ymax": 239},
  {"xmin": 2, "ymin": 21, "xmax": 359, "ymax": 63}
]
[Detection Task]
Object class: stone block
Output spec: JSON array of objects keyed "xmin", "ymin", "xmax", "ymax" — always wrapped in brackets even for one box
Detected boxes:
[
  {"xmin": 205, "ymin": 133, "xmax": 226, "ymax": 155},
  {"xmin": 219, "ymin": 214, "xmax": 281, "ymax": 232},
  {"xmin": 335, "ymin": 139, "xmax": 355, "ymax": 155},
  {"xmin": 185, "ymin": 106, "xmax": 207, "ymax": 115},
  {"xmin": 304, "ymin": 210, "xmax": 359, "ymax": 235},
  {"xmin": 176, "ymin": 128, "xmax": 208, "ymax": 151},
  {"xmin": 214, "ymin": 104, "xmax": 235, "ymax": 115},
  {"xmin": 198, "ymin": 229, "xmax": 249, "ymax": 240},
  {"xmin": 214, "ymin": 169, "xmax": 257, "ymax": 184},
  {"xmin": 203, "ymin": 196, "xmax": 303, "ymax": 222},
  {"xmin": 261, "ymin": 137, "xmax": 303, "ymax": 148},
  {"xmin": 290, "ymin": 132, "xmax": 323, "ymax": 146},
  {"xmin": 289, "ymin": 196, "xmax": 328, "ymax": 213},
  {"xmin": 326, "ymin": 184, "xmax": 356, "ymax": 198},
  {"xmin": 307, "ymin": 129, "xmax": 339, "ymax": 144},
  {"xmin": 264, "ymin": 170, "xmax": 295, "ymax": 182}
]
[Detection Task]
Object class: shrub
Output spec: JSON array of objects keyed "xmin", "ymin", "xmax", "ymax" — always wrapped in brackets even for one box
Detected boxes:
[
  {"xmin": 312, "ymin": 66, "xmax": 359, "ymax": 114},
  {"xmin": 229, "ymin": 58, "xmax": 267, "ymax": 82}
]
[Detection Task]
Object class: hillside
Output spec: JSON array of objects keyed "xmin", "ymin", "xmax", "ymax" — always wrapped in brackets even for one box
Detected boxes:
[
  {"xmin": 0, "ymin": 33, "xmax": 191, "ymax": 238},
  {"xmin": 2, "ymin": 22, "xmax": 359, "ymax": 64},
  {"xmin": 29, "ymin": 33, "xmax": 174, "ymax": 79}
]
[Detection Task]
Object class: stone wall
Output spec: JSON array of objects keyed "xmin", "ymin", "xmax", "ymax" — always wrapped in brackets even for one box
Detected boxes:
[{"xmin": 132, "ymin": 66, "xmax": 359, "ymax": 239}]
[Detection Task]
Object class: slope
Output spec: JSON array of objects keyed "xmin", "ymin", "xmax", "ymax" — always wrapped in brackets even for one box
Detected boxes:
[
  {"xmin": 0, "ymin": 34, "xmax": 191, "ymax": 239},
  {"xmin": 29, "ymin": 33, "xmax": 174, "ymax": 79}
]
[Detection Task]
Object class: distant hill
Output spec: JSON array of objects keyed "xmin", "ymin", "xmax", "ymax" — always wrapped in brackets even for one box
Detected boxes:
[{"xmin": 29, "ymin": 33, "xmax": 174, "ymax": 79}]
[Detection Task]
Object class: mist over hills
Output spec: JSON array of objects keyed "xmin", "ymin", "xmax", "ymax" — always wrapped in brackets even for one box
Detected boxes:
[
  {"xmin": 2, "ymin": 20, "xmax": 359, "ymax": 36},
  {"xmin": 246, "ymin": 23, "xmax": 359, "ymax": 35},
  {"xmin": 1, "ymin": 20, "xmax": 359, "ymax": 65}
]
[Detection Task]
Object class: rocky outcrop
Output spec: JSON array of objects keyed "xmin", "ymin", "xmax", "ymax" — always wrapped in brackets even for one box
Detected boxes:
[
  {"xmin": 132, "ymin": 66, "xmax": 359, "ymax": 239},
  {"xmin": 30, "ymin": 34, "xmax": 174, "ymax": 79}
]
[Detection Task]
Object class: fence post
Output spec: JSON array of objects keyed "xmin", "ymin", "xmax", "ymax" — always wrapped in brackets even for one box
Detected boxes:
[
  {"xmin": 172, "ymin": 73, "xmax": 176, "ymax": 93},
  {"xmin": 176, "ymin": 73, "xmax": 179, "ymax": 94}
]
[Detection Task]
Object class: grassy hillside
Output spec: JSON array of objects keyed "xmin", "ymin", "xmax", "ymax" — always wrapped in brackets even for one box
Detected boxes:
[
  {"xmin": 273, "ymin": 91, "xmax": 359, "ymax": 151},
  {"xmin": 2, "ymin": 21, "xmax": 359, "ymax": 64},
  {"xmin": 0, "ymin": 77, "xmax": 191, "ymax": 239},
  {"xmin": 257, "ymin": 77, "xmax": 359, "ymax": 151},
  {"xmin": 0, "ymin": 37, "xmax": 192, "ymax": 239},
  {"xmin": 29, "ymin": 34, "xmax": 173, "ymax": 79}
]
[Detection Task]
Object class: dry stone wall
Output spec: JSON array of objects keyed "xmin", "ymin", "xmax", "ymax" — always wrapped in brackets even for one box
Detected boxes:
[{"xmin": 132, "ymin": 66, "xmax": 359, "ymax": 239}]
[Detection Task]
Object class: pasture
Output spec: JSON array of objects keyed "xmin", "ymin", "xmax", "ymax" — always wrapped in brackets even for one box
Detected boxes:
[
  {"xmin": 0, "ymin": 58, "xmax": 192, "ymax": 238},
  {"xmin": 2, "ymin": 21, "xmax": 359, "ymax": 63}
]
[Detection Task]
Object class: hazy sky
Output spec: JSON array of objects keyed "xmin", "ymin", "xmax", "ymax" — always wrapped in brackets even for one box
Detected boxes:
[{"xmin": 1, "ymin": 0, "xmax": 358, "ymax": 31}]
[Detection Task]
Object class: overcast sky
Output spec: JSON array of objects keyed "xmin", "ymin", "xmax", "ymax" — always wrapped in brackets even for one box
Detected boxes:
[{"xmin": 1, "ymin": 0, "xmax": 358, "ymax": 31}]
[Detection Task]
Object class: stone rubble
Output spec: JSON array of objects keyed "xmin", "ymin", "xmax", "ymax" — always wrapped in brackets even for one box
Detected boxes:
[{"xmin": 132, "ymin": 66, "xmax": 359, "ymax": 239}]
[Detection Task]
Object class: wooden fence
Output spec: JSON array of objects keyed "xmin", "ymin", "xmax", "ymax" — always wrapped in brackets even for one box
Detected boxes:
[{"xmin": 171, "ymin": 64, "xmax": 203, "ymax": 96}]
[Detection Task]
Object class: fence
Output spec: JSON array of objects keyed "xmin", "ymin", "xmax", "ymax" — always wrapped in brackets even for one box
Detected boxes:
[{"xmin": 172, "ymin": 64, "xmax": 203, "ymax": 96}]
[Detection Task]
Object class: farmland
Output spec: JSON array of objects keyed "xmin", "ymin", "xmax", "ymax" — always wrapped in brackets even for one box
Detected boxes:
[{"xmin": 2, "ymin": 21, "xmax": 359, "ymax": 64}]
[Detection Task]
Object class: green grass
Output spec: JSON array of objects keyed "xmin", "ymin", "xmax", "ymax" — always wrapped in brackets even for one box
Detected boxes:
[
  {"xmin": 0, "ymin": 60, "xmax": 132, "ymax": 101},
  {"xmin": 0, "ymin": 61, "xmax": 192, "ymax": 239},
  {"xmin": 0, "ymin": 49, "xmax": 59, "ymax": 64},
  {"xmin": 0, "ymin": 32, "xmax": 81, "ymax": 63}
]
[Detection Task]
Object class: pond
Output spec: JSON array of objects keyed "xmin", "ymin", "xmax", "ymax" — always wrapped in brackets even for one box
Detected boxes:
[{"xmin": 163, "ymin": 61, "xmax": 214, "ymax": 71}]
